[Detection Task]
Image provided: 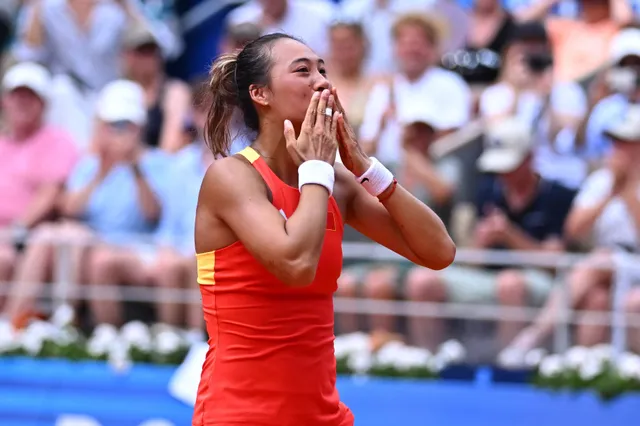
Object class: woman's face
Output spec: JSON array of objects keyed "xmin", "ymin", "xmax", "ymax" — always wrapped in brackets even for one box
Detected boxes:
[
  {"xmin": 259, "ymin": 38, "xmax": 332, "ymax": 131},
  {"xmin": 329, "ymin": 26, "xmax": 366, "ymax": 75}
]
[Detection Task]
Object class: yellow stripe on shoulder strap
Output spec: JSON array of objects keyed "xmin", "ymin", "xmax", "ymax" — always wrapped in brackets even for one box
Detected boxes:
[{"xmin": 238, "ymin": 146, "xmax": 260, "ymax": 164}]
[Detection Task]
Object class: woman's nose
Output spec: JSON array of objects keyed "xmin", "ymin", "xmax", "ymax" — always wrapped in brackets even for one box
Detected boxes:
[{"xmin": 312, "ymin": 75, "xmax": 332, "ymax": 92}]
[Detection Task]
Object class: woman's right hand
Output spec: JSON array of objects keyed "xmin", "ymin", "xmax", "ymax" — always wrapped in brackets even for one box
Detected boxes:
[{"xmin": 284, "ymin": 89, "xmax": 339, "ymax": 166}]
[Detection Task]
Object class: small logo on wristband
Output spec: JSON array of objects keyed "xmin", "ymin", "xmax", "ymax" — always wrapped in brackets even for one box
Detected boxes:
[{"xmin": 361, "ymin": 178, "xmax": 369, "ymax": 184}]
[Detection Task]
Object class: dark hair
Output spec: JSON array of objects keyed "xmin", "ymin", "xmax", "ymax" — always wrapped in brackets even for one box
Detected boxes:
[{"xmin": 205, "ymin": 33, "xmax": 301, "ymax": 157}]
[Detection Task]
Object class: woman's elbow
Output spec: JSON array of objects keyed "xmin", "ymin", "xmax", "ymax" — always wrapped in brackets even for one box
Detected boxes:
[
  {"xmin": 420, "ymin": 237, "xmax": 456, "ymax": 270},
  {"xmin": 278, "ymin": 257, "xmax": 319, "ymax": 287}
]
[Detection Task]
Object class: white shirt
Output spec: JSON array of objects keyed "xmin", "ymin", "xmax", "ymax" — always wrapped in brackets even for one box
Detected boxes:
[
  {"xmin": 359, "ymin": 67, "xmax": 471, "ymax": 165},
  {"xmin": 479, "ymin": 81, "xmax": 588, "ymax": 189},
  {"xmin": 227, "ymin": 0, "xmax": 335, "ymax": 57},
  {"xmin": 574, "ymin": 168, "xmax": 640, "ymax": 250}
]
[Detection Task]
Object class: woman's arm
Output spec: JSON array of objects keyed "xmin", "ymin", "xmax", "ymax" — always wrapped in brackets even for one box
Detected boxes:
[
  {"xmin": 337, "ymin": 165, "xmax": 455, "ymax": 270},
  {"xmin": 199, "ymin": 158, "xmax": 331, "ymax": 286},
  {"xmin": 196, "ymin": 89, "xmax": 339, "ymax": 286}
]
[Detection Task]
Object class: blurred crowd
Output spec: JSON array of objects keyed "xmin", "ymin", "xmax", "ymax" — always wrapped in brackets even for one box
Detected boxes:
[{"xmin": 1, "ymin": 0, "xmax": 640, "ymax": 361}]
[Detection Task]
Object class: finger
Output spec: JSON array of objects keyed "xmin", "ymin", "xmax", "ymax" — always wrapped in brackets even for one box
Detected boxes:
[
  {"xmin": 325, "ymin": 95, "xmax": 335, "ymax": 132},
  {"xmin": 332, "ymin": 87, "xmax": 345, "ymax": 114},
  {"xmin": 283, "ymin": 120, "xmax": 296, "ymax": 147},
  {"xmin": 315, "ymin": 89, "xmax": 330, "ymax": 131},
  {"xmin": 303, "ymin": 91, "xmax": 320, "ymax": 129},
  {"xmin": 331, "ymin": 111, "xmax": 340, "ymax": 140}
]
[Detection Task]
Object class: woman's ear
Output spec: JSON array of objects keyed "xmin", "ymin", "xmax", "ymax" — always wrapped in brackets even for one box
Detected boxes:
[{"xmin": 249, "ymin": 84, "xmax": 270, "ymax": 107}]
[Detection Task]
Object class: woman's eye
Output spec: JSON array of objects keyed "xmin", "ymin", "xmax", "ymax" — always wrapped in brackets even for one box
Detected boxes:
[
  {"xmin": 319, "ymin": 69, "xmax": 327, "ymax": 75},
  {"xmin": 296, "ymin": 67, "xmax": 309, "ymax": 73}
]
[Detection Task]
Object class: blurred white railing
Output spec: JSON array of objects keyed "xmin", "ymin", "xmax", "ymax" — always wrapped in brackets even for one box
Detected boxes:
[{"xmin": 1, "ymin": 232, "xmax": 639, "ymax": 355}]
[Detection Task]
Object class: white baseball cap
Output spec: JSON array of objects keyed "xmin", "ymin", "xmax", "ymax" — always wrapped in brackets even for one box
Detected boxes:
[
  {"xmin": 604, "ymin": 105, "xmax": 640, "ymax": 142},
  {"xmin": 397, "ymin": 96, "xmax": 448, "ymax": 131},
  {"xmin": 477, "ymin": 117, "xmax": 534, "ymax": 173},
  {"xmin": 610, "ymin": 28, "xmax": 640, "ymax": 64},
  {"xmin": 96, "ymin": 80, "xmax": 146, "ymax": 125},
  {"xmin": 2, "ymin": 62, "xmax": 51, "ymax": 101}
]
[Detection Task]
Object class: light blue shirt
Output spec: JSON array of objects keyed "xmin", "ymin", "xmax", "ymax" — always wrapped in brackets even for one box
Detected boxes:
[
  {"xmin": 585, "ymin": 94, "xmax": 631, "ymax": 160},
  {"xmin": 66, "ymin": 149, "xmax": 169, "ymax": 243},
  {"xmin": 156, "ymin": 143, "xmax": 208, "ymax": 255}
]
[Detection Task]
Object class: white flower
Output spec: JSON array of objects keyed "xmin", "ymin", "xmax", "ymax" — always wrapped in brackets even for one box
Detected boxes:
[
  {"xmin": 0, "ymin": 320, "xmax": 18, "ymax": 353},
  {"xmin": 19, "ymin": 320, "xmax": 60, "ymax": 355},
  {"xmin": 589, "ymin": 344, "xmax": 613, "ymax": 364},
  {"xmin": 497, "ymin": 347, "xmax": 526, "ymax": 369},
  {"xmin": 155, "ymin": 330, "xmax": 183, "ymax": 355},
  {"xmin": 50, "ymin": 304, "xmax": 75, "ymax": 328},
  {"xmin": 375, "ymin": 341, "xmax": 409, "ymax": 365},
  {"xmin": 427, "ymin": 355, "xmax": 447, "ymax": 373},
  {"xmin": 616, "ymin": 352, "xmax": 640, "ymax": 380},
  {"xmin": 334, "ymin": 332, "xmax": 370, "ymax": 360},
  {"xmin": 436, "ymin": 340, "xmax": 466, "ymax": 364},
  {"xmin": 108, "ymin": 340, "xmax": 131, "ymax": 373},
  {"xmin": 579, "ymin": 358, "xmax": 603, "ymax": 381},
  {"xmin": 539, "ymin": 354, "xmax": 564, "ymax": 377},
  {"xmin": 564, "ymin": 346, "xmax": 590, "ymax": 369},
  {"xmin": 88, "ymin": 324, "xmax": 120, "ymax": 357},
  {"xmin": 523, "ymin": 348, "xmax": 548, "ymax": 369},
  {"xmin": 347, "ymin": 351, "xmax": 373, "ymax": 374},
  {"xmin": 92, "ymin": 324, "xmax": 119, "ymax": 341},
  {"xmin": 120, "ymin": 321, "xmax": 152, "ymax": 350}
]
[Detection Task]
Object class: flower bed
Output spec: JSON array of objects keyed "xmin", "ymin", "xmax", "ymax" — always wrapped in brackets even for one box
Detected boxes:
[
  {"xmin": 531, "ymin": 345, "xmax": 640, "ymax": 401},
  {"xmin": 2, "ymin": 309, "xmax": 640, "ymax": 402}
]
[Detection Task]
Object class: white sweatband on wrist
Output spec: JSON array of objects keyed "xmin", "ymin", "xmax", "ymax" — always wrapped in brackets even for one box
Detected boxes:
[
  {"xmin": 298, "ymin": 160, "xmax": 335, "ymax": 195},
  {"xmin": 356, "ymin": 157, "xmax": 394, "ymax": 196}
]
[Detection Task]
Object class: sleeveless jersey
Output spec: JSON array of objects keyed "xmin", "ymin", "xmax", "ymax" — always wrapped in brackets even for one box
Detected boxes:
[{"xmin": 193, "ymin": 147, "xmax": 354, "ymax": 426}]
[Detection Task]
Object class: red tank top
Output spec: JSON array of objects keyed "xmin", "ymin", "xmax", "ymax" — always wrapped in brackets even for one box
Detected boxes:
[{"xmin": 193, "ymin": 147, "xmax": 354, "ymax": 426}]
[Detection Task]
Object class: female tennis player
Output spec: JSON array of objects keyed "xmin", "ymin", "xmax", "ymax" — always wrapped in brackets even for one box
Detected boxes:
[{"xmin": 193, "ymin": 33, "xmax": 455, "ymax": 426}]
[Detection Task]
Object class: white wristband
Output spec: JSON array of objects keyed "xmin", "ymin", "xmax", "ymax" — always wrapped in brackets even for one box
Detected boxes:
[
  {"xmin": 356, "ymin": 157, "xmax": 394, "ymax": 196},
  {"xmin": 298, "ymin": 160, "xmax": 335, "ymax": 195}
]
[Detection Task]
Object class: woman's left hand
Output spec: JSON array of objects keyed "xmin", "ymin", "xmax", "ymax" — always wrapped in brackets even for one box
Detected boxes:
[{"xmin": 332, "ymin": 87, "xmax": 371, "ymax": 177}]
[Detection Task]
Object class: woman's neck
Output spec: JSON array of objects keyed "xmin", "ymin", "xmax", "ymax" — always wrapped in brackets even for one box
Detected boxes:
[{"xmin": 253, "ymin": 121, "xmax": 299, "ymax": 186}]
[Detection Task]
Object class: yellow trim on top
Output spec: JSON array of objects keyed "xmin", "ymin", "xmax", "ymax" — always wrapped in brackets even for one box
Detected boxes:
[
  {"xmin": 238, "ymin": 146, "xmax": 260, "ymax": 164},
  {"xmin": 196, "ymin": 250, "xmax": 216, "ymax": 286}
]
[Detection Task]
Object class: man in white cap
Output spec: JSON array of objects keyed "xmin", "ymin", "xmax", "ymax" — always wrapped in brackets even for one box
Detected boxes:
[
  {"xmin": 505, "ymin": 105, "xmax": 640, "ymax": 356},
  {"xmin": 583, "ymin": 28, "xmax": 640, "ymax": 164},
  {"xmin": 0, "ymin": 62, "xmax": 78, "ymax": 305},
  {"xmin": 401, "ymin": 117, "xmax": 576, "ymax": 350},
  {"xmin": 58, "ymin": 79, "xmax": 169, "ymax": 327},
  {"xmin": 336, "ymin": 98, "xmax": 463, "ymax": 341}
]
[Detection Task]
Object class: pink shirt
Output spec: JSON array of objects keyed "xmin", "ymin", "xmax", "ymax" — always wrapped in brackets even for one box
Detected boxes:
[{"xmin": 0, "ymin": 126, "xmax": 79, "ymax": 227}]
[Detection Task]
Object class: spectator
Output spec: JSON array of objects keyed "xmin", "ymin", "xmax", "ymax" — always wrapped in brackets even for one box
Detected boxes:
[
  {"xmin": 518, "ymin": 0, "xmax": 632, "ymax": 83},
  {"xmin": 226, "ymin": 0, "xmax": 335, "ymax": 57},
  {"xmin": 327, "ymin": 21, "xmax": 373, "ymax": 134},
  {"xmin": 506, "ymin": 106, "xmax": 640, "ymax": 355},
  {"xmin": 442, "ymin": 0, "xmax": 517, "ymax": 87},
  {"xmin": 403, "ymin": 118, "xmax": 575, "ymax": 349},
  {"xmin": 338, "ymin": 0, "xmax": 439, "ymax": 76},
  {"xmin": 219, "ymin": 22, "xmax": 262, "ymax": 53},
  {"xmin": 60, "ymin": 80, "xmax": 168, "ymax": 326},
  {"xmin": 0, "ymin": 62, "xmax": 78, "ymax": 319},
  {"xmin": 359, "ymin": 12, "xmax": 472, "ymax": 172},
  {"xmin": 336, "ymin": 97, "xmax": 463, "ymax": 335},
  {"xmin": 121, "ymin": 23, "xmax": 192, "ymax": 153},
  {"xmin": 582, "ymin": 28, "xmax": 640, "ymax": 165},
  {"xmin": 479, "ymin": 21, "xmax": 588, "ymax": 189},
  {"xmin": 14, "ymin": 0, "xmax": 178, "ymax": 148}
]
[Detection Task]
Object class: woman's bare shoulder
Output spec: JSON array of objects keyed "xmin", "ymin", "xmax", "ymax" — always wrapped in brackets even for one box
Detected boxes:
[{"xmin": 200, "ymin": 155, "xmax": 267, "ymax": 205}]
